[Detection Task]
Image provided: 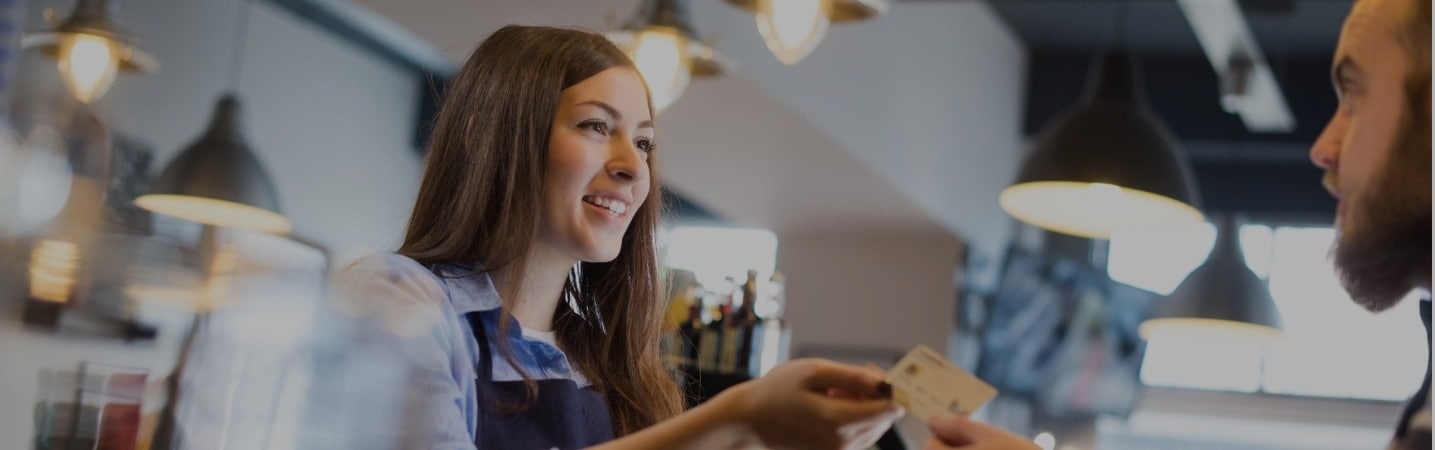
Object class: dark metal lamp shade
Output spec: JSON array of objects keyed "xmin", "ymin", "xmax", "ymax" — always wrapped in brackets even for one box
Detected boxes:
[
  {"xmin": 999, "ymin": 51, "xmax": 1203, "ymax": 239},
  {"xmin": 22, "ymin": 0, "xmax": 157, "ymax": 103},
  {"xmin": 608, "ymin": 0, "xmax": 729, "ymax": 78},
  {"xmin": 606, "ymin": 0, "xmax": 731, "ymax": 113},
  {"xmin": 21, "ymin": 0, "xmax": 158, "ymax": 73},
  {"xmin": 1139, "ymin": 215, "xmax": 1283, "ymax": 343},
  {"xmin": 134, "ymin": 95, "xmax": 290, "ymax": 234}
]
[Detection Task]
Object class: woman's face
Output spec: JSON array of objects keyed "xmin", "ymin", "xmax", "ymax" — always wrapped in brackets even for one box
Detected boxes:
[{"xmin": 538, "ymin": 67, "xmax": 654, "ymax": 264}]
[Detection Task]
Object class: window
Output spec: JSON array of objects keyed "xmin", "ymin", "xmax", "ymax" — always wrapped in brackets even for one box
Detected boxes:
[
  {"xmin": 661, "ymin": 226, "xmax": 778, "ymax": 288},
  {"xmin": 1108, "ymin": 223, "xmax": 1427, "ymax": 401}
]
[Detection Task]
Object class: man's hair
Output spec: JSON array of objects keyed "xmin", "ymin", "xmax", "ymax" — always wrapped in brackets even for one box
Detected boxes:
[
  {"xmin": 1395, "ymin": 0, "xmax": 1430, "ymax": 185},
  {"xmin": 1396, "ymin": 0, "xmax": 1430, "ymax": 80}
]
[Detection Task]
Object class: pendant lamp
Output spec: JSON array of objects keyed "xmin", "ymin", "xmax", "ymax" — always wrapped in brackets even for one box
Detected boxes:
[
  {"xmin": 133, "ymin": 0, "xmax": 288, "ymax": 234},
  {"xmin": 724, "ymin": 0, "xmax": 887, "ymax": 65},
  {"xmin": 1139, "ymin": 214, "xmax": 1282, "ymax": 343},
  {"xmin": 135, "ymin": 95, "xmax": 288, "ymax": 234},
  {"xmin": 22, "ymin": 0, "xmax": 158, "ymax": 103},
  {"xmin": 607, "ymin": 0, "xmax": 729, "ymax": 113},
  {"xmin": 999, "ymin": 51, "xmax": 1203, "ymax": 239}
]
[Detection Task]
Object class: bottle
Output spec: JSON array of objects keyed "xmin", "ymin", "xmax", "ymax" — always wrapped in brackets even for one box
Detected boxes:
[
  {"xmin": 734, "ymin": 270, "xmax": 760, "ymax": 376},
  {"xmin": 766, "ymin": 272, "xmax": 786, "ymax": 320},
  {"xmin": 716, "ymin": 277, "xmax": 742, "ymax": 373},
  {"xmin": 661, "ymin": 270, "xmax": 697, "ymax": 369},
  {"xmin": 694, "ymin": 288, "xmax": 723, "ymax": 372},
  {"xmin": 751, "ymin": 272, "xmax": 789, "ymax": 376},
  {"xmin": 662, "ymin": 270, "xmax": 696, "ymax": 333},
  {"xmin": 678, "ymin": 295, "xmax": 704, "ymax": 368}
]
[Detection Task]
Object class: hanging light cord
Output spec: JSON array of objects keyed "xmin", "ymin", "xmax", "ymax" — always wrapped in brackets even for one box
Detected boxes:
[
  {"xmin": 1114, "ymin": 0, "xmax": 1128, "ymax": 50},
  {"xmin": 226, "ymin": 0, "xmax": 255, "ymax": 92}
]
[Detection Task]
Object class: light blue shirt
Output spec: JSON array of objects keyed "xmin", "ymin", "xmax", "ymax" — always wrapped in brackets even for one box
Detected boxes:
[{"xmin": 325, "ymin": 253, "xmax": 592, "ymax": 450}]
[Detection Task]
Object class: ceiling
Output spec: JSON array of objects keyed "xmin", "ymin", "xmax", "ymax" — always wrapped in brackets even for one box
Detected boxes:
[
  {"xmin": 988, "ymin": 0, "xmax": 1350, "ymax": 57},
  {"xmin": 987, "ymin": 0, "xmax": 1350, "ymax": 220},
  {"xmin": 272, "ymin": 0, "xmax": 1351, "ymax": 268},
  {"xmin": 293, "ymin": 0, "xmax": 1031, "ymax": 265}
]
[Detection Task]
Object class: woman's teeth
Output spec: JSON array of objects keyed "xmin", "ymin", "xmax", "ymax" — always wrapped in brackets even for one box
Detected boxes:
[{"xmin": 583, "ymin": 196, "xmax": 628, "ymax": 215}]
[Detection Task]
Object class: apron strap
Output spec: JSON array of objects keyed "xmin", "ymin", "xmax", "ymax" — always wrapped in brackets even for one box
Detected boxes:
[{"xmin": 465, "ymin": 311, "xmax": 496, "ymax": 383}]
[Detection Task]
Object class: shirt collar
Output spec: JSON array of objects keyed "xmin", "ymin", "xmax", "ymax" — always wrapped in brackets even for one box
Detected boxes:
[{"xmin": 433, "ymin": 263, "xmax": 502, "ymax": 315}]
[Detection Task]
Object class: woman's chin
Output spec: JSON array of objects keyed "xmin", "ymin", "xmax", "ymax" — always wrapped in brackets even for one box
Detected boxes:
[{"xmin": 582, "ymin": 247, "xmax": 622, "ymax": 264}]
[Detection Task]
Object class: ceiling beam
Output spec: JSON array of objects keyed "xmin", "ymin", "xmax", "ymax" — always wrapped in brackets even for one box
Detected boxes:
[{"xmin": 1177, "ymin": 0, "xmax": 1297, "ymax": 133}]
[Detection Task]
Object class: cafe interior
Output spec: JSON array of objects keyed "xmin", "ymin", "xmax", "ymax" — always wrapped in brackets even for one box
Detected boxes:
[{"xmin": 0, "ymin": 0, "xmax": 1427, "ymax": 449}]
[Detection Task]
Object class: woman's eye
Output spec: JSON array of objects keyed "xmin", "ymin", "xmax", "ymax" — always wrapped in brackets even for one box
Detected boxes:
[
  {"xmin": 581, "ymin": 120, "xmax": 609, "ymax": 135},
  {"xmin": 635, "ymin": 138, "xmax": 653, "ymax": 152}
]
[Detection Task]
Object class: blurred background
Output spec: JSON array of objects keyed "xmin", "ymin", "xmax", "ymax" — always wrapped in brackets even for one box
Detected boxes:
[{"xmin": 0, "ymin": 0, "xmax": 1427, "ymax": 449}]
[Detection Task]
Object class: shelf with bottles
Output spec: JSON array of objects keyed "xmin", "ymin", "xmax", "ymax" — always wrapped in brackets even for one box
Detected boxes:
[{"xmin": 661, "ymin": 268, "xmax": 791, "ymax": 398}]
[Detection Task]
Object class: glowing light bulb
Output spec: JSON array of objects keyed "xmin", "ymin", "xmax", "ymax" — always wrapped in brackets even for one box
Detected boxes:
[
  {"xmin": 755, "ymin": 0, "xmax": 830, "ymax": 65},
  {"xmin": 58, "ymin": 33, "xmax": 119, "ymax": 103},
  {"xmin": 29, "ymin": 239, "xmax": 80, "ymax": 303},
  {"xmin": 628, "ymin": 28, "xmax": 691, "ymax": 113}
]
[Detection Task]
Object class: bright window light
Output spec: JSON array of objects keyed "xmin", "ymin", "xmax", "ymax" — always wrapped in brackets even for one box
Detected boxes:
[
  {"xmin": 1260, "ymin": 227, "xmax": 1427, "ymax": 400},
  {"xmin": 662, "ymin": 226, "xmax": 778, "ymax": 288},
  {"xmin": 1139, "ymin": 324, "xmax": 1264, "ymax": 392},
  {"xmin": 1114, "ymin": 224, "xmax": 1428, "ymax": 401},
  {"xmin": 1108, "ymin": 223, "xmax": 1272, "ymax": 295},
  {"xmin": 1107, "ymin": 222, "xmax": 1214, "ymax": 295}
]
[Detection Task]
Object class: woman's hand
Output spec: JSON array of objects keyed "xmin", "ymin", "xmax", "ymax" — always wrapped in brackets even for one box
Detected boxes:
[
  {"xmin": 714, "ymin": 358, "xmax": 905, "ymax": 450},
  {"xmin": 923, "ymin": 416, "xmax": 1038, "ymax": 450}
]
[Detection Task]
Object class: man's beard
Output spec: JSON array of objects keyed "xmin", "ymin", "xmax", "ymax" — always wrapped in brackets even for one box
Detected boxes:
[{"xmin": 1333, "ymin": 77, "xmax": 1432, "ymax": 312}]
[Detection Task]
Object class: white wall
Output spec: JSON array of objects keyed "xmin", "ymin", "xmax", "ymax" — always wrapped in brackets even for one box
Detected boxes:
[
  {"xmin": 688, "ymin": 1, "xmax": 1029, "ymax": 272},
  {"xmin": 2, "ymin": 0, "xmax": 422, "ymax": 446},
  {"xmin": 344, "ymin": 0, "xmax": 949, "ymax": 237},
  {"xmin": 18, "ymin": 0, "xmax": 424, "ymax": 262},
  {"xmin": 777, "ymin": 229, "xmax": 961, "ymax": 359}
]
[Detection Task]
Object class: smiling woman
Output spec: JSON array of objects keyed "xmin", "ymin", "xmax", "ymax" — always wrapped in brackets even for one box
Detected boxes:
[
  {"xmin": 389, "ymin": 25, "xmax": 673, "ymax": 445},
  {"xmin": 541, "ymin": 72, "xmax": 655, "ymax": 266},
  {"xmin": 327, "ymin": 25, "xmax": 903, "ymax": 450}
]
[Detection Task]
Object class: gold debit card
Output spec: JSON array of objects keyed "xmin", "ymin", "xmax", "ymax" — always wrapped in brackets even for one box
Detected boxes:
[{"xmin": 885, "ymin": 344, "xmax": 998, "ymax": 422}]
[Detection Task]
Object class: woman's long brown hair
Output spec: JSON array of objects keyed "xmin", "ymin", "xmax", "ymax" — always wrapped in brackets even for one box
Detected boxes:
[{"xmin": 398, "ymin": 25, "xmax": 682, "ymax": 436}]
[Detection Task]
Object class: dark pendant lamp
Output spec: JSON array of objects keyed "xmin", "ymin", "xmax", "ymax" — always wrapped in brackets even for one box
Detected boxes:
[
  {"xmin": 1139, "ymin": 214, "xmax": 1282, "ymax": 343},
  {"xmin": 607, "ymin": 0, "xmax": 730, "ymax": 113},
  {"xmin": 999, "ymin": 51, "xmax": 1203, "ymax": 239},
  {"xmin": 22, "ymin": 0, "xmax": 158, "ymax": 103},
  {"xmin": 134, "ymin": 94, "xmax": 288, "ymax": 234},
  {"xmin": 133, "ymin": 0, "xmax": 288, "ymax": 234},
  {"xmin": 1000, "ymin": 1, "xmax": 1201, "ymax": 239}
]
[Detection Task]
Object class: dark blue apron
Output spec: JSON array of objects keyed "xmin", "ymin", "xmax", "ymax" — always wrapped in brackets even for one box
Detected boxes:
[
  {"xmin": 462, "ymin": 302, "xmax": 615, "ymax": 449},
  {"xmin": 430, "ymin": 264, "xmax": 615, "ymax": 448}
]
